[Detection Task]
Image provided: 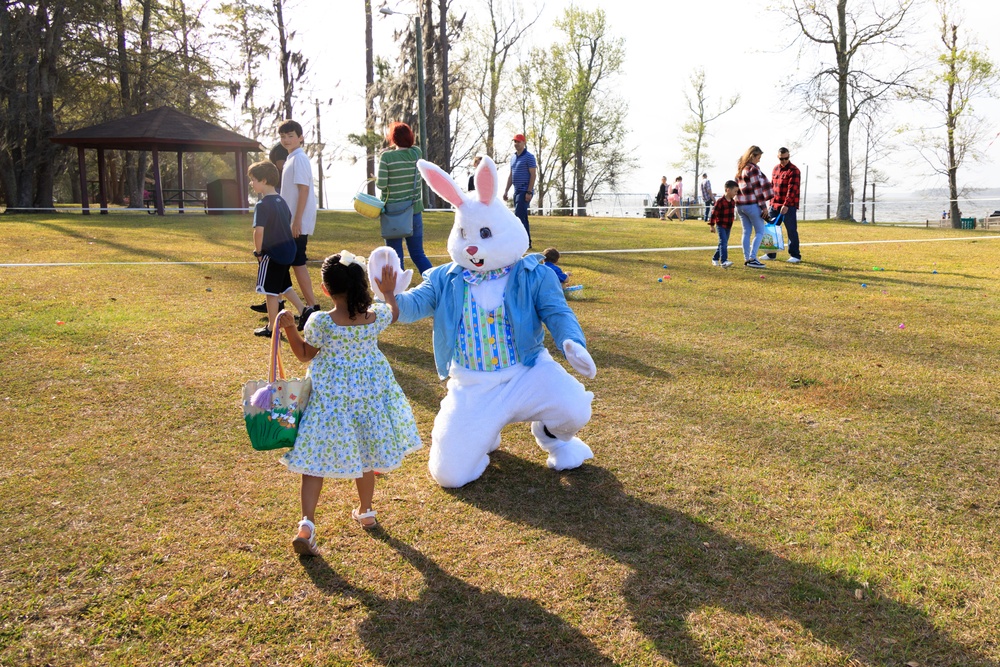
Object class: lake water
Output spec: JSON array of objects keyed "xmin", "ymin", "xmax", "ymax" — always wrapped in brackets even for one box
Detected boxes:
[{"xmin": 586, "ymin": 189, "xmax": 1000, "ymax": 224}]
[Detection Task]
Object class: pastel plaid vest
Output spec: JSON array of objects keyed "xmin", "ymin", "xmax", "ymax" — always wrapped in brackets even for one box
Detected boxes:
[{"xmin": 453, "ymin": 285, "xmax": 519, "ymax": 371}]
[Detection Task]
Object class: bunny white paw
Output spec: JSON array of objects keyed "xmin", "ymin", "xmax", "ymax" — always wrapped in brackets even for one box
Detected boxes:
[
  {"xmin": 367, "ymin": 246, "xmax": 413, "ymax": 300},
  {"xmin": 545, "ymin": 438, "xmax": 594, "ymax": 471},
  {"xmin": 563, "ymin": 340, "xmax": 597, "ymax": 379}
]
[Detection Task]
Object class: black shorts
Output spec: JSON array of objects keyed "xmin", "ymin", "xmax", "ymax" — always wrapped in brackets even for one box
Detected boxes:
[
  {"xmin": 291, "ymin": 235, "xmax": 309, "ymax": 266},
  {"xmin": 255, "ymin": 255, "xmax": 293, "ymax": 296}
]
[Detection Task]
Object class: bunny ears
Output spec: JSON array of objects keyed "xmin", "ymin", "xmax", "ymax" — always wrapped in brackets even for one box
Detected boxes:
[{"xmin": 417, "ymin": 156, "xmax": 499, "ymax": 207}]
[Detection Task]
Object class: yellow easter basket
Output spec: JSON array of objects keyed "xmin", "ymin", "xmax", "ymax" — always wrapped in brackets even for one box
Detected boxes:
[{"xmin": 353, "ymin": 179, "xmax": 384, "ymax": 219}]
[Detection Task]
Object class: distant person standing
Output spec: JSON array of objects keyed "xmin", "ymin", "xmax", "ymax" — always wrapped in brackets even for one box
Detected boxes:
[
  {"xmin": 735, "ymin": 145, "xmax": 773, "ymax": 269},
  {"xmin": 701, "ymin": 173, "xmax": 714, "ymax": 221},
  {"xmin": 665, "ymin": 180, "xmax": 682, "ymax": 220},
  {"xmin": 655, "ymin": 176, "xmax": 668, "ymax": 219},
  {"xmin": 764, "ymin": 147, "xmax": 802, "ymax": 263},
  {"xmin": 377, "ymin": 122, "xmax": 432, "ymax": 275},
  {"xmin": 279, "ymin": 120, "xmax": 321, "ymax": 330},
  {"xmin": 503, "ymin": 133, "xmax": 537, "ymax": 247},
  {"xmin": 673, "ymin": 176, "xmax": 685, "ymax": 219},
  {"xmin": 468, "ymin": 155, "xmax": 482, "ymax": 192},
  {"xmin": 269, "ymin": 143, "xmax": 288, "ymax": 176}
]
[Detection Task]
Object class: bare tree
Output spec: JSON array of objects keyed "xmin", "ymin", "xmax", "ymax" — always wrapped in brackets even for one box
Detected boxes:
[
  {"xmin": 216, "ymin": 0, "xmax": 271, "ymax": 141},
  {"xmin": 853, "ymin": 108, "xmax": 894, "ymax": 222},
  {"xmin": 468, "ymin": 0, "xmax": 540, "ymax": 159},
  {"xmin": 271, "ymin": 0, "xmax": 307, "ymax": 121},
  {"xmin": 908, "ymin": 0, "xmax": 998, "ymax": 227},
  {"xmin": 555, "ymin": 6, "xmax": 627, "ymax": 216},
  {"xmin": 674, "ymin": 68, "xmax": 739, "ymax": 210},
  {"xmin": 364, "ymin": 0, "xmax": 375, "ymax": 195},
  {"xmin": 782, "ymin": 0, "xmax": 915, "ymax": 220}
]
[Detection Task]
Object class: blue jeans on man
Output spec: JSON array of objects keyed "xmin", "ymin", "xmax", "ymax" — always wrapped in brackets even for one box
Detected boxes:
[
  {"xmin": 385, "ymin": 212, "xmax": 433, "ymax": 275},
  {"xmin": 766, "ymin": 206, "xmax": 800, "ymax": 260},
  {"xmin": 514, "ymin": 191, "xmax": 532, "ymax": 247},
  {"xmin": 712, "ymin": 225, "xmax": 731, "ymax": 263},
  {"xmin": 703, "ymin": 198, "xmax": 713, "ymax": 221}
]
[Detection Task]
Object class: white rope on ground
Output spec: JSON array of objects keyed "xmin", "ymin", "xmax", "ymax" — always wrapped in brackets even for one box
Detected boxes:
[{"xmin": 3, "ymin": 235, "xmax": 999, "ymax": 268}]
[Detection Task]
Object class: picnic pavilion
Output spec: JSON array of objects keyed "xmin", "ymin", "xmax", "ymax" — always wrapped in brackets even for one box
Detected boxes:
[{"xmin": 51, "ymin": 106, "xmax": 262, "ymax": 215}]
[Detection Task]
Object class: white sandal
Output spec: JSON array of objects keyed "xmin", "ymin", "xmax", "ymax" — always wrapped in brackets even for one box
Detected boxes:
[
  {"xmin": 351, "ymin": 508, "xmax": 378, "ymax": 529},
  {"xmin": 292, "ymin": 517, "xmax": 320, "ymax": 556}
]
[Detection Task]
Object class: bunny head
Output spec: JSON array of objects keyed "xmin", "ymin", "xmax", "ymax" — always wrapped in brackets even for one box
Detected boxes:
[{"xmin": 417, "ymin": 157, "xmax": 529, "ymax": 272}]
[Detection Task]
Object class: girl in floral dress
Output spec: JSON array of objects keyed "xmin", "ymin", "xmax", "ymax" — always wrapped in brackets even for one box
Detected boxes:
[{"xmin": 276, "ymin": 251, "xmax": 421, "ymax": 556}]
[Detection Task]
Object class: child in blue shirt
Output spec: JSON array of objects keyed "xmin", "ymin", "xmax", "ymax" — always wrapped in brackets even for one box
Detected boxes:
[
  {"xmin": 542, "ymin": 248, "xmax": 569, "ymax": 284},
  {"xmin": 249, "ymin": 160, "xmax": 306, "ymax": 337}
]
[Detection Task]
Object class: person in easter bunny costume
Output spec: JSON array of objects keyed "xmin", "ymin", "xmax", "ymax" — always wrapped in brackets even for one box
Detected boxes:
[{"xmin": 367, "ymin": 156, "xmax": 596, "ymax": 488}]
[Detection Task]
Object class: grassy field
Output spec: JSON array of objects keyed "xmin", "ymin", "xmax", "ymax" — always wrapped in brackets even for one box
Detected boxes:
[{"xmin": 1, "ymin": 210, "xmax": 998, "ymax": 666}]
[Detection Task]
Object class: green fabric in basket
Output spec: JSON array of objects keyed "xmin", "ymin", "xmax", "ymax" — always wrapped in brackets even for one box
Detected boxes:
[{"xmin": 245, "ymin": 409, "xmax": 301, "ymax": 451}]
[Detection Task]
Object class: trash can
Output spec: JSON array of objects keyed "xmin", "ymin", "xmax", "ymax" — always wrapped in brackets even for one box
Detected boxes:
[
  {"xmin": 960, "ymin": 217, "xmax": 976, "ymax": 230},
  {"xmin": 206, "ymin": 178, "xmax": 238, "ymax": 215}
]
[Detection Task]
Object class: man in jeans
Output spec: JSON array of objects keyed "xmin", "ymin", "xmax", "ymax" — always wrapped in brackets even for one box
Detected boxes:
[
  {"xmin": 764, "ymin": 147, "xmax": 802, "ymax": 263},
  {"xmin": 701, "ymin": 173, "xmax": 714, "ymax": 221},
  {"xmin": 503, "ymin": 133, "xmax": 537, "ymax": 247}
]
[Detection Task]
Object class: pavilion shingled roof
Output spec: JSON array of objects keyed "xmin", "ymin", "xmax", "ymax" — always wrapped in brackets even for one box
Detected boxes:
[{"xmin": 51, "ymin": 106, "xmax": 261, "ymax": 153}]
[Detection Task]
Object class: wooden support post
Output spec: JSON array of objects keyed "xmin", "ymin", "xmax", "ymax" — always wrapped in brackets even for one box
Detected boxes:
[
  {"xmin": 239, "ymin": 151, "xmax": 249, "ymax": 213},
  {"xmin": 78, "ymin": 147, "xmax": 90, "ymax": 215},
  {"xmin": 152, "ymin": 148, "xmax": 165, "ymax": 216},
  {"xmin": 97, "ymin": 149, "xmax": 108, "ymax": 215},
  {"xmin": 177, "ymin": 151, "xmax": 185, "ymax": 214}
]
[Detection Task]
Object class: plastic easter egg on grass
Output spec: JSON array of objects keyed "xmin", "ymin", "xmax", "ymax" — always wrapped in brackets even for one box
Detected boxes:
[
  {"xmin": 657, "ymin": 278, "xmax": 663, "ymax": 283},
  {"xmin": 861, "ymin": 283, "xmax": 867, "ymax": 288}
]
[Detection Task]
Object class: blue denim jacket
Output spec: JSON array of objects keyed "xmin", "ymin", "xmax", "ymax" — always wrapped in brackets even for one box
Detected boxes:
[{"xmin": 396, "ymin": 254, "xmax": 587, "ymax": 379}]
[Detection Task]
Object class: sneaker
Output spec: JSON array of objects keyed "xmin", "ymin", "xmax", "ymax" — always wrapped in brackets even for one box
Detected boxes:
[
  {"xmin": 721, "ymin": 260, "xmax": 734, "ymax": 268},
  {"xmin": 712, "ymin": 259, "xmax": 720, "ymax": 266},
  {"xmin": 250, "ymin": 300, "xmax": 284, "ymax": 313},
  {"xmin": 745, "ymin": 259, "xmax": 766, "ymax": 269},
  {"xmin": 787, "ymin": 256, "xmax": 802, "ymax": 263},
  {"xmin": 297, "ymin": 306, "xmax": 317, "ymax": 332},
  {"xmin": 758, "ymin": 255, "xmax": 773, "ymax": 261},
  {"xmin": 253, "ymin": 326, "xmax": 273, "ymax": 337}
]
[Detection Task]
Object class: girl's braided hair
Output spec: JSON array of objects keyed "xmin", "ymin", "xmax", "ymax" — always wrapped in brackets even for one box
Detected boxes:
[{"xmin": 320, "ymin": 254, "xmax": 372, "ymax": 319}]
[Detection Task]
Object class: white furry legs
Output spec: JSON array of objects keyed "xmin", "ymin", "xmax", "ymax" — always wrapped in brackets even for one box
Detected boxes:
[{"xmin": 428, "ymin": 350, "xmax": 594, "ymax": 488}]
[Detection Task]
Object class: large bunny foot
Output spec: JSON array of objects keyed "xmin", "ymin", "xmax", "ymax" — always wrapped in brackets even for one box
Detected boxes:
[{"xmin": 531, "ymin": 421, "xmax": 593, "ymax": 471}]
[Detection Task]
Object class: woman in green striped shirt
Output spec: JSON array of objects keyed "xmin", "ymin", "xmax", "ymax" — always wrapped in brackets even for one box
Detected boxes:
[{"xmin": 377, "ymin": 122, "xmax": 432, "ymax": 274}]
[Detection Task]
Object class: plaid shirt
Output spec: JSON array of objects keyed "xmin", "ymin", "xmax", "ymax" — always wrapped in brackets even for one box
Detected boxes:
[
  {"xmin": 701, "ymin": 179, "xmax": 713, "ymax": 201},
  {"xmin": 736, "ymin": 163, "xmax": 773, "ymax": 208},
  {"xmin": 771, "ymin": 161, "xmax": 801, "ymax": 209},
  {"xmin": 708, "ymin": 195, "xmax": 736, "ymax": 229}
]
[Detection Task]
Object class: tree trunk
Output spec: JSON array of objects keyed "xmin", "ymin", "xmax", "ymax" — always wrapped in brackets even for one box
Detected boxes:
[
  {"xmin": 835, "ymin": 0, "xmax": 853, "ymax": 220},
  {"xmin": 274, "ymin": 0, "xmax": 292, "ymax": 118},
  {"xmin": 945, "ymin": 23, "xmax": 961, "ymax": 228},
  {"xmin": 364, "ymin": 0, "xmax": 375, "ymax": 196},
  {"xmin": 438, "ymin": 0, "xmax": 450, "ymax": 173},
  {"xmin": 574, "ymin": 115, "xmax": 585, "ymax": 216}
]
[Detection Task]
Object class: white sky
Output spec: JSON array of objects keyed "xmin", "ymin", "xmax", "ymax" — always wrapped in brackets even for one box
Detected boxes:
[{"xmin": 221, "ymin": 0, "xmax": 1000, "ymax": 207}]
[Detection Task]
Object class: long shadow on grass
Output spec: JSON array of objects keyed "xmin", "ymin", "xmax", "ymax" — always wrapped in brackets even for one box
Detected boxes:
[
  {"xmin": 452, "ymin": 455, "xmax": 997, "ymax": 667},
  {"xmin": 34, "ymin": 220, "xmax": 200, "ymax": 264},
  {"xmin": 780, "ymin": 260, "xmax": 989, "ymax": 292},
  {"xmin": 300, "ymin": 531, "xmax": 615, "ymax": 666}
]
